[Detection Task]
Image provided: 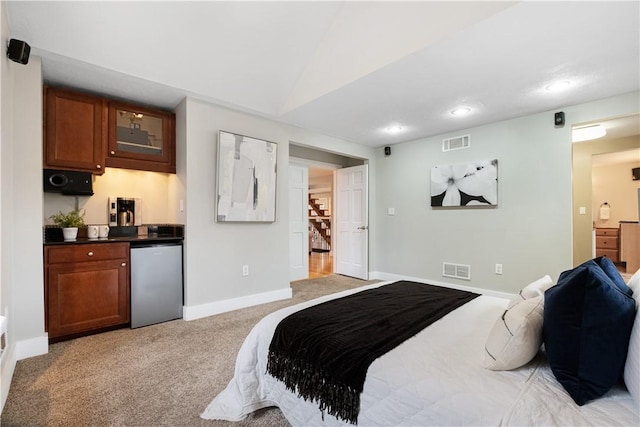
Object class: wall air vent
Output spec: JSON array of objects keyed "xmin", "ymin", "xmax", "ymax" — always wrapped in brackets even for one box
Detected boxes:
[
  {"xmin": 442, "ymin": 135, "xmax": 470, "ymax": 152},
  {"xmin": 442, "ymin": 262, "xmax": 471, "ymax": 281}
]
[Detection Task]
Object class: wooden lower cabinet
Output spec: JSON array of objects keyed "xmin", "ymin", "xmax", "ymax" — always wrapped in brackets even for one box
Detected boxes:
[
  {"xmin": 45, "ymin": 243, "xmax": 130, "ymax": 342},
  {"xmin": 595, "ymin": 227, "xmax": 619, "ymax": 262},
  {"xmin": 620, "ymin": 222, "xmax": 640, "ymax": 273}
]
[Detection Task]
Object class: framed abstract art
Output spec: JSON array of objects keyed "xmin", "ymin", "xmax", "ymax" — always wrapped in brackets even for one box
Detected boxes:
[{"xmin": 216, "ymin": 130, "xmax": 278, "ymax": 222}]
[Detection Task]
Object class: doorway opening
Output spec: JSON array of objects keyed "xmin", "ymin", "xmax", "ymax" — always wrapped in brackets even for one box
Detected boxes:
[
  {"xmin": 289, "ymin": 143, "xmax": 368, "ymax": 282},
  {"xmin": 308, "ymin": 167, "xmax": 334, "ymax": 279},
  {"xmin": 571, "ymin": 114, "xmax": 640, "ymax": 279}
]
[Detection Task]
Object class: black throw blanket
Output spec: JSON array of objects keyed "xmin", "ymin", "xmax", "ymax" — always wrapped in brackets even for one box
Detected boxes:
[{"xmin": 266, "ymin": 281, "xmax": 479, "ymax": 424}]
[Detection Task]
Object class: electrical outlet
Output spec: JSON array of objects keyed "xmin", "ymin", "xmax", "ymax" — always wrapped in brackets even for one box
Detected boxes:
[
  {"xmin": 495, "ymin": 264, "xmax": 503, "ymax": 275},
  {"xmin": 242, "ymin": 265, "xmax": 249, "ymax": 276}
]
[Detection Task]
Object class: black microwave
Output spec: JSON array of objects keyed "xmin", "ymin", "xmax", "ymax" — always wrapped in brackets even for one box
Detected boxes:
[{"xmin": 43, "ymin": 169, "xmax": 93, "ymax": 195}]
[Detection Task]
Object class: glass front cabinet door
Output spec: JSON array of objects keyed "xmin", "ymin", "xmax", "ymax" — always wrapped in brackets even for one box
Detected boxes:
[{"xmin": 106, "ymin": 102, "xmax": 176, "ymax": 173}]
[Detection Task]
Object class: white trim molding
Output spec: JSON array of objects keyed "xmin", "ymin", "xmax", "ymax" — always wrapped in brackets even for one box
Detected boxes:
[
  {"xmin": 16, "ymin": 335, "xmax": 48, "ymax": 360},
  {"xmin": 2, "ymin": 334, "xmax": 48, "ymax": 414},
  {"xmin": 183, "ymin": 287, "xmax": 292, "ymax": 321}
]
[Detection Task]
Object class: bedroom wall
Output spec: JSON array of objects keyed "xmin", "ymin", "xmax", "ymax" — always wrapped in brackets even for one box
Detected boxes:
[
  {"xmin": 0, "ymin": 0, "xmax": 12, "ymax": 411},
  {"xmin": 371, "ymin": 92, "xmax": 640, "ymax": 294},
  {"xmin": 178, "ymin": 98, "xmax": 375, "ymax": 317},
  {"xmin": 1, "ymin": 5, "xmax": 47, "ymax": 411}
]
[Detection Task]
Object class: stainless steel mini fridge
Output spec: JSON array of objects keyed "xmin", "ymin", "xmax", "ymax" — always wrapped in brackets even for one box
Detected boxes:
[{"xmin": 130, "ymin": 243, "xmax": 183, "ymax": 328}]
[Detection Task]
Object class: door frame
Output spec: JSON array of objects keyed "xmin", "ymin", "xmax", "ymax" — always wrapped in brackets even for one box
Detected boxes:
[
  {"xmin": 571, "ymin": 114, "xmax": 640, "ymax": 266},
  {"xmin": 289, "ymin": 157, "xmax": 342, "ymax": 278}
]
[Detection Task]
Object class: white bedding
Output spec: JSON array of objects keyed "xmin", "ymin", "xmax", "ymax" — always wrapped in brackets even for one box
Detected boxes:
[{"xmin": 201, "ymin": 281, "xmax": 639, "ymax": 426}]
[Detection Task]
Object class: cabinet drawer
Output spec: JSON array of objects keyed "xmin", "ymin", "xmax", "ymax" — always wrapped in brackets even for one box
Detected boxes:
[
  {"xmin": 595, "ymin": 228, "xmax": 619, "ymax": 237},
  {"xmin": 595, "ymin": 249, "xmax": 619, "ymax": 263},
  {"xmin": 596, "ymin": 236, "xmax": 618, "ymax": 249},
  {"xmin": 46, "ymin": 243, "xmax": 129, "ymax": 264}
]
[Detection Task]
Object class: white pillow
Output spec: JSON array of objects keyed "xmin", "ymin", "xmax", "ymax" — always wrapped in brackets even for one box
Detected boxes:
[
  {"xmin": 623, "ymin": 268, "xmax": 640, "ymax": 407},
  {"xmin": 507, "ymin": 275, "xmax": 554, "ymax": 309},
  {"xmin": 483, "ymin": 296, "xmax": 544, "ymax": 371}
]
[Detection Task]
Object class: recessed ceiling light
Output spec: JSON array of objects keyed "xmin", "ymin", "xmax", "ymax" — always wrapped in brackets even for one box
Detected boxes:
[
  {"xmin": 545, "ymin": 80, "xmax": 571, "ymax": 92},
  {"xmin": 386, "ymin": 125, "xmax": 404, "ymax": 134},
  {"xmin": 572, "ymin": 124, "xmax": 607, "ymax": 142},
  {"xmin": 451, "ymin": 107, "xmax": 471, "ymax": 117}
]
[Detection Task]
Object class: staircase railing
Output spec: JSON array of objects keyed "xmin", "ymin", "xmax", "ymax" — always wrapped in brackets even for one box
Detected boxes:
[{"xmin": 308, "ymin": 196, "xmax": 331, "ymax": 250}]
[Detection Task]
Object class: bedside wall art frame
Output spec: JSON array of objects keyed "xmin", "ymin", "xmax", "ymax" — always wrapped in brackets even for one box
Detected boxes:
[
  {"xmin": 216, "ymin": 130, "xmax": 278, "ymax": 222},
  {"xmin": 430, "ymin": 159, "xmax": 498, "ymax": 207}
]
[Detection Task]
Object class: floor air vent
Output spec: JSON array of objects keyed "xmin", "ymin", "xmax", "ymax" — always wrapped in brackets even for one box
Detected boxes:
[
  {"xmin": 442, "ymin": 262, "xmax": 471, "ymax": 280},
  {"xmin": 442, "ymin": 135, "xmax": 470, "ymax": 152}
]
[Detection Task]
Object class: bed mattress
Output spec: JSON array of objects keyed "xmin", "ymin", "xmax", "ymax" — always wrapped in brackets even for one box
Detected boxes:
[{"xmin": 201, "ymin": 281, "xmax": 639, "ymax": 426}]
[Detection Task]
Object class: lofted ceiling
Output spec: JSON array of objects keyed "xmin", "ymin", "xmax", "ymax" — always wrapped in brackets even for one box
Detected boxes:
[{"xmin": 6, "ymin": 1, "xmax": 640, "ymax": 148}]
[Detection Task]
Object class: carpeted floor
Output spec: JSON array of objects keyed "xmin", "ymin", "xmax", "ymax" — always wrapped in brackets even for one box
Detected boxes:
[{"xmin": 1, "ymin": 275, "xmax": 379, "ymax": 427}]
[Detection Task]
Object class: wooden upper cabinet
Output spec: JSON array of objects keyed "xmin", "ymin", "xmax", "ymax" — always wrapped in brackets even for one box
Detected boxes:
[
  {"xmin": 44, "ymin": 87, "xmax": 107, "ymax": 174},
  {"xmin": 106, "ymin": 101, "xmax": 176, "ymax": 173},
  {"xmin": 44, "ymin": 86, "xmax": 176, "ymax": 174}
]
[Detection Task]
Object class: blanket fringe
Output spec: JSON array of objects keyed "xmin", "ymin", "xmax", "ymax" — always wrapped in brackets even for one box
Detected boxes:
[{"xmin": 267, "ymin": 351, "xmax": 360, "ymax": 424}]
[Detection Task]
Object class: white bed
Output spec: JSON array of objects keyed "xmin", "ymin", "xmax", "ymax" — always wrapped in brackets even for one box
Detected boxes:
[{"xmin": 201, "ymin": 280, "xmax": 639, "ymax": 426}]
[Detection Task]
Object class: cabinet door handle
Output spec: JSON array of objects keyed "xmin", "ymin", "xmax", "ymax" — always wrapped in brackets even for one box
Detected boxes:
[
  {"xmin": 110, "ymin": 151, "xmax": 115, "ymax": 155},
  {"xmin": 96, "ymin": 164, "xmax": 102, "ymax": 169},
  {"xmin": 121, "ymin": 262, "xmax": 126, "ymax": 267},
  {"xmin": 87, "ymin": 251, "xmax": 94, "ymax": 256}
]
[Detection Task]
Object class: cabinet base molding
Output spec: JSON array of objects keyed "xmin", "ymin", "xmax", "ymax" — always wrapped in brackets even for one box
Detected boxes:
[{"xmin": 48, "ymin": 323, "xmax": 129, "ymax": 344}]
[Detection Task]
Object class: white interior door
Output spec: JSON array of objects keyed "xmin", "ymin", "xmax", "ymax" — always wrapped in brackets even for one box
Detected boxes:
[
  {"xmin": 289, "ymin": 165, "xmax": 309, "ymax": 281},
  {"xmin": 335, "ymin": 165, "xmax": 369, "ymax": 279}
]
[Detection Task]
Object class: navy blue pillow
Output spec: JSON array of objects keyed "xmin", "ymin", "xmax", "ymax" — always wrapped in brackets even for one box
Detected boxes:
[
  {"xmin": 594, "ymin": 256, "xmax": 633, "ymax": 297},
  {"xmin": 544, "ymin": 261, "xmax": 635, "ymax": 406}
]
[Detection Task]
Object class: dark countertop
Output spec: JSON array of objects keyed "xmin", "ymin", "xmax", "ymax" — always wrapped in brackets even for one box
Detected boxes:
[{"xmin": 44, "ymin": 224, "xmax": 184, "ymax": 246}]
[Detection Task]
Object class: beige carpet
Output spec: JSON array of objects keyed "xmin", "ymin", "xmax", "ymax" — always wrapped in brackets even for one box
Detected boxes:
[{"xmin": 1, "ymin": 275, "xmax": 379, "ymax": 427}]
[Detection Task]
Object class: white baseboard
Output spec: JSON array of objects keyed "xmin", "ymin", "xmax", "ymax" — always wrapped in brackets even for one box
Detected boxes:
[
  {"xmin": 15, "ymin": 334, "xmax": 48, "ymax": 360},
  {"xmin": 1, "ymin": 344, "xmax": 16, "ymax": 414},
  {"xmin": 370, "ymin": 271, "xmax": 515, "ymax": 300},
  {"xmin": 183, "ymin": 287, "xmax": 293, "ymax": 321},
  {"xmin": 1, "ymin": 334, "xmax": 48, "ymax": 415}
]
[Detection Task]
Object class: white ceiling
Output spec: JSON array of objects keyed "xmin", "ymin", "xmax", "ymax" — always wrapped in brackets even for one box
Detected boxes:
[{"xmin": 6, "ymin": 1, "xmax": 640, "ymax": 148}]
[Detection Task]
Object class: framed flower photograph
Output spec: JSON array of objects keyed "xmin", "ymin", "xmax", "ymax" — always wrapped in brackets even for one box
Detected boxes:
[
  {"xmin": 430, "ymin": 159, "xmax": 498, "ymax": 207},
  {"xmin": 216, "ymin": 130, "xmax": 278, "ymax": 222}
]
